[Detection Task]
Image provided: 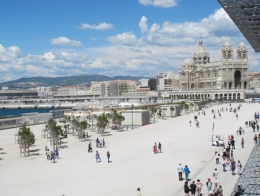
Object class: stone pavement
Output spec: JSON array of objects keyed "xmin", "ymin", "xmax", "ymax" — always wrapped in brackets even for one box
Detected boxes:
[
  {"xmin": 231, "ymin": 144, "xmax": 260, "ymax": 195},
  {"xmin": 175, "ymin": 105, "xmax": 259, "ymax": 196},
  {"xmin": 0, "ymin": 103, "xmax": 259, "ymax": 196}
]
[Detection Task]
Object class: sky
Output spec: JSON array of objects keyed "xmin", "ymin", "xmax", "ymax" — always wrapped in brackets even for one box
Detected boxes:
[{"xmin": 0, "ymin": 0, "xmax": 259, "ymax": 83}]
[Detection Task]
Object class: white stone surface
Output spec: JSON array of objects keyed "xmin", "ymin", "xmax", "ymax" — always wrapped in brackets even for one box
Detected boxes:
[{"xmin": 0, "ymin": 103, "xmax": 258, "ymax": 196}]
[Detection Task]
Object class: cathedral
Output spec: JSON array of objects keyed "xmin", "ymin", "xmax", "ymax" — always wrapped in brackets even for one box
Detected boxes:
[{"xmin": 173, "ymin": 39, "xmax": 249, "ymax": 92}]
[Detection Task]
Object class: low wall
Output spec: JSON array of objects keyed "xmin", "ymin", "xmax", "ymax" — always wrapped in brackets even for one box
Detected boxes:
[{"xmin": 0, "ymin": 113, "xmax": 53, "ymax": 130}]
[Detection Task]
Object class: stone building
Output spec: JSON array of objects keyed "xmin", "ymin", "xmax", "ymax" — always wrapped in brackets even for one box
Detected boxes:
[{"xmin": 173, "ymin": 39, "xmax": 249, "ymax": 91}]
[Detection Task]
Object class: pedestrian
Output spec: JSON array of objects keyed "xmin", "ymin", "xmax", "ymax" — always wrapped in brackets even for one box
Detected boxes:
[
  {"xmin": 231, "ymin": 139, "xmax": 235, "ymax": 149},
  {"xmin": 258, "ymin": 134, "xmax": 260, "ymax": 147},
  {"xmin": 55, "ymin": 148, "xmax": 59, "ymax": 159},
  {"xmin": 189, "ymin": 120, "xmax": 191, "ymax": 127},
  {"xmin": 237, "ymin": 160, "xmax": 242, "ymax": 175},
  {"xmin": 257, "ymin": 124, "xmax": 259, "ymax": 132},
  {"xmin": 213, "ymin": 184, "xmax": 219, "ymax": 196},
  {"xmin": 96, "ymin": 151, "xmax": 101, "ymax": 163},
  {"xmin": 153, "ymin": 144, "xmax": 157, "ymax": 154},
  {"xmin": 213, "ymin": 168, "xmax": 219, "ymax": 185},
  {"xmin": 221, "ymin": 158, "xmax": 226, "ymax": 172},
  {"xmin": 231, "ymin": 150, "xmax": 233, "ymax": 158},
  {"xmin": 184, "ymin": 181, "xmax": 190, "ymax": 196},
  {"xmin": 50, "ymin": 151, "xmax": 55, "ymax": 163},
  {"xmin": 46, "ymin": 149, "xmax": 50, "ymax": 160},
  {"xmin": 236, "ymin": 114, "xmax": 238, "ymax": 120},
  {"xmin": 177, "ymin": 163, "xmax": 183, "ymax": 181},
  {"xmin": 107, "ymin": 151, "xmax": 110, "ymax": 163},
  {"xmin": 234, "ymin": 185, "xmax": 243, "ymax": 196},
  {"xmin": 215, "ymin": 152, "xmax": 220, "ymax": 165},
  {"xmin": 103, "ymin": 138, "xmax": 105, "ymax": 147},
  {"xmin": 136, "ymin": 187, "xmax": 141, "ymax": 196},
  {"xmin": 218, "ymin": 185, "xmax": 223, "ymax": 196},
  {"xmin": 241, "ymin": 138, "xmax": 244, "ymax": 148},
  {"xmin": 190, "ymin": 181, "xmax": 196, "ymax": 196},
  {"xmin": 195, "ymin": 179, "xmax": 203, "ymax": 196},
  {"xmin": 183, "ymin": 165, "xmax": 190, "ymax": 181},
  {"xmin": 231, "ymin": 159, "xmax": 236, "ymax": 175},
  {"xmin": 254, "ymin": 134, "xmax": 257, "ymax": 145},
  {"xmin": 158, "ymin": 142, "xmax": 162, "ymax": 153},
  {"xmin": 206, "ymin": 178, "xmax": 212, "ymax": 196},
  {"xmin": 88, "ymin": 142, "xmax": 92, "ymax": 152}
]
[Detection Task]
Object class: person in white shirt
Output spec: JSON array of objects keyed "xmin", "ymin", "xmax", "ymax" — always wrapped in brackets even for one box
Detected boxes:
[
  {"xmin": 221, "ymin": 158, "xmax": 226, "ymax": 172},
  {"xmin": 215, "ymin": 153, "xmax": 220, "ymax": 164},
  {"xmin": 213, "ymin": 168, "xmax": 219, "ymax": 185},
  {"xmin": 177, "ymin": 163, "xmax": 183, "ymax": 181}
]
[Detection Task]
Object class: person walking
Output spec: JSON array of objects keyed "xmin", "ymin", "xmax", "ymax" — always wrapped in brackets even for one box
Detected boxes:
[
  {"xmin": 184, "ymin": 181, "xmax": 190, "ymax": 196},
  {"xmin": 136, "ymin": 187, "xmax": 141, "ymax": 196},
  {"xmin": 213, "ymin": 168, "xmax": 219, "ymax": 185},
  {"xmin": 241, "ymin": 138, "xmax": 244, "ymax": 148},
  {"xmin": 177, "ymin": 163, "xmax": 183, "ymax": 181},
  {"xmin": 221, "ymin": 158, "xmax": 226, "ymax": 172},
  {"xmin": 206, "ymin": 178, "xmax": 212, "ymax": 196},
  {"xmin": 46, "ymin": 149, "xmax": 50, "ymax": 160},
  {"xmin": 107, "ymin": 151, "xmax": 110, "ymax": 163},
  {"xmin": 50, "ymin": 151, "xmax": 55, "ymax": 163},
  {"xmin": 218, "ymin": 185, "xmax": 223, "ymax": 196},
  {"xmin": 195, "ymin": 179, "xmax": 203, "ymax": 196},
  {"xmin": 237, "ymin": 160, "xmax": 242, "ymax": 175},
  {"xmin": 257, "ymin": 124, "xmax": 259, "ymax": 132},
  {"xmin": 254, "ymin": 134, "xmax": 257, "ymax": 145},
  {"xmin": 190, "ymin": 181, "xmax": 196, "ymax": 196},
  {"xmin": 231, "ymin": 159, "xmax": 236, "ymax": 175},
  {"xmin": 183, "ymin": 165, "xmax": 190, "ymax": 181},
  {"xmin": 158, "ymin": 142, "xmax": 162, "ymax": 153},
  {"xmin": 102, "ymin": 138, "xmax": 105, "ymax": 147},
  {"xmin": 96, "ymin": 151, "xmax": 101, "ymax": 163},
  {"xmin": 55, "ymin": 148, "xmax": 59, "ymax": 159},
  {"xmin": 231, "ymin": 139, "xmax": 235, "ymax": 149},
  {"xmin": 213, "ymin": 184, "xmax": 219, "ymax": 196},
  {"xmin": 189, "ymin": 120, "xmax": 191, "ymax": 127},
  {"xmin": 215, "ymin": 152, "xmax": 220, "ymax": 165},
  {"xmin": 153, "ymin": 144, "xmax": 157, "ymax": 154}
]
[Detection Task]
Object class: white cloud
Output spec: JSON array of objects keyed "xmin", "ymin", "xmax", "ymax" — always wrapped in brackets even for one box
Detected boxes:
[
  {"xmin": 51, "ymin": 37, "xmax": 83, "ymax": 47},
  {"xmin": 79, "ymin": 22, "xmax": 114, "ymax": 30},
  {"xmin": 138, "ymin": 0, "xmax": 177, "ymax": 8},
  {"xmin": 139, "ymin": 16, "xmax": 148, "ymax": 34},
  {"xmin": 107, "ymin": 32, "xmax": 138, "ymax": 46}
]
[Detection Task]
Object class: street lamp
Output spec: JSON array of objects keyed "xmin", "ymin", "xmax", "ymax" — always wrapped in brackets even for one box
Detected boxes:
[{"xmin": 131, "ymin": 104, "xmax": 134, "ymax": 129}]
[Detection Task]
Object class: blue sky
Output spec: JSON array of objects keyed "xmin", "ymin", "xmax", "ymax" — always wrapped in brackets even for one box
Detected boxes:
[{"xmin": 0, "ymin": 0, "xmax": 259, "ymax": 82}]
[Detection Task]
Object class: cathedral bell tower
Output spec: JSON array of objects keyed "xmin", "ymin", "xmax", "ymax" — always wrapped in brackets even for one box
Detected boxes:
[
  {"xmin": 237, "ymin": 42, "xmax": 248, "ymax": 62},
  {"xmin": 222, "ymin": 41, "xmax": 233, "ymax": 61}
]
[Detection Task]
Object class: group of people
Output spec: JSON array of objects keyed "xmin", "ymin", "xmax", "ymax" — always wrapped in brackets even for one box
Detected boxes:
[
  {"xmin": 95, "ymin": 151, "xmax": 111, "ymax": 163},
  {"xmin": 45, "ymin": 148, "xmax": 59, "ymax": 163},
  {"xmin": 153, "ymin": 142, "xmax": 162, "ymax": 154},
  {"xmin": 96, "ymin": 137, "xmax": 105, "ymax": 148}
]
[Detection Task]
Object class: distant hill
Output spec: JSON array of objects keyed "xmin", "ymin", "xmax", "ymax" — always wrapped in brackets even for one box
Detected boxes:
[{"xmin": 0, "ymin": 75, "xmax": 151, "ymax": 89}]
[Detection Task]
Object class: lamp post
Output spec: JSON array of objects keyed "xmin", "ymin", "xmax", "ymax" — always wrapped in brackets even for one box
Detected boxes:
[{"xmin": 131, "ymin": 104, "xmax": 134, "ymax": 129}]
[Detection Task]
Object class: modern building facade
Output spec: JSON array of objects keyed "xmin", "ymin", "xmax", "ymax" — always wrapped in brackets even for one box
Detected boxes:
[{"xmin": 91, "ymin": 80, "xmax": 136, "ymax": 96}]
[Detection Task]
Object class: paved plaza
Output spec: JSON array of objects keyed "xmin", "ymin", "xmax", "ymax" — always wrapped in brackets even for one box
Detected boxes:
[{"xmin": 0, "ymin": 103, "xmax": 259, "ymax": 196}]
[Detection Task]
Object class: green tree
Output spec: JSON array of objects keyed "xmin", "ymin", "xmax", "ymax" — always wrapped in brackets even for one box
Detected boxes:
[
  {"xmin": 18, "ymin": 123, "xmax": 36, "ymax": 157},
  {"xmin": 96, "ymin": 113, "xmax": 109, "ymax": 135},
  {"xmin": 46, "ymin": 119, "xmax": 63, "ymax": 150},
  {"xmin": 110, "ymin": 109, "xmax": 125, "ymax": 131},
  {"xmin": 150, "ymin": 106, "xmax": 157, "ymax": 123},
  {"xmin": 189, "ymin": 103, "xmax": 194, "ymax": 112}
]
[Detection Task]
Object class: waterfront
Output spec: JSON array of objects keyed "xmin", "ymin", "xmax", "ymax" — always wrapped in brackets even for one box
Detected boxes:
[{"xmin": 0, "ymin": 108, "xmax": 53, "ymax": 117}]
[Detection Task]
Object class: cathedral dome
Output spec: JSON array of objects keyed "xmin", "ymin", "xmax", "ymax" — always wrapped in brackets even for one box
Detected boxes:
[
  {"xmin": 183, "ymin": 58, "xmax": 193, "ymax": 66},
  {"xmin": 224, "ymin": 41, "xmax": 231, "ymax": 48},
  {"xmin": 193, "ymin": 39, "xmax": 209, "ymax": 59},
  {"xmin": 238, "ymin": 42, "xmax": 246, "ymax": 48}
]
